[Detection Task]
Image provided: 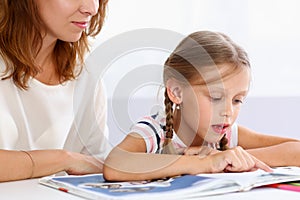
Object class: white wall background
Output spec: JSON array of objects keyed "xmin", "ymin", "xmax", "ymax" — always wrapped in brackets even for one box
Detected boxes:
[
  {"xmin": 95, "ymin": 0, "xmax": 300, "ymax": 98},
  {"xmin": 89, "ymin": 0, "xmax": 300, "ymax": 144}
]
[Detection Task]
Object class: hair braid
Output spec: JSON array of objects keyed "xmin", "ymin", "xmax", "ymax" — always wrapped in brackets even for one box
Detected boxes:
[
  {"xmin": 161, "ymin": 89, "xmax": 177, "ymax": 154},
  {"xmin": 218, "ymin": 134, "xmax": 229, "ymax": 151}
]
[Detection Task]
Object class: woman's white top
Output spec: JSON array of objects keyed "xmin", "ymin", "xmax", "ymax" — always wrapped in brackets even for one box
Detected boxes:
[{"xmin": 0, "ymin": 62, "xmax": 111, "ymax": 161}]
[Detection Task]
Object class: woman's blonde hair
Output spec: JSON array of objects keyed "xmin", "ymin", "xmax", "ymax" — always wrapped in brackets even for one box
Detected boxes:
[
  {"xmin": 162, "ymin": 31, "xmax": 250, "ymax": 154},
  {"xmin": 0, "ymin": 0, "xmax": 109, "ymax": 89}
]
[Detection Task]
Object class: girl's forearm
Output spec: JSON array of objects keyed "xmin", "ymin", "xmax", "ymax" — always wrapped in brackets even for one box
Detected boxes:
[
  {"xmin": 247, "ymin": 141, "xmax": 300, "ymax": 167},
  {"xmin": 103, "ymin": 148, "xmax": 211, "ymax": 181}
]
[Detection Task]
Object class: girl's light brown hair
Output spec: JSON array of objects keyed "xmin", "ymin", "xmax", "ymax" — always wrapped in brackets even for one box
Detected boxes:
[
  {"xmin": 0, "ymin": 0, "xmax": 109, "ymax": 89},
  {"xmin": 162, "ymin": 31, "xmax": 250, "ymax": 154}
]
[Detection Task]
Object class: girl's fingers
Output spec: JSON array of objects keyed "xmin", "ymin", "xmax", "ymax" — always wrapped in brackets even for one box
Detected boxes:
[
  {"xmin": 253, "ymin": 157, "xmax": 273, "ymax": 172},
  {"xmin": 235, "ymin": 147, "xmax": 256, "ymax": 170},
  {"xmin": 223, "ymin": 147, "xmax": 272, "ymax": 172},
  {"xmin": 234, "ymin": 147, "xmax": 272, "ymax": 172}
]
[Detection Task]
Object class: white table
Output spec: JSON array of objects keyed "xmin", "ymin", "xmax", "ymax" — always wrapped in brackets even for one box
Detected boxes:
[{"xmin": 0, "ymin": 178, "xmax": 300, "ymax": 200}]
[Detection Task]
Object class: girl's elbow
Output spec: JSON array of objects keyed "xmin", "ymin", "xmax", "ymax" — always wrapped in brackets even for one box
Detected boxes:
[{"xmin": 102, "ymin": 164, "xmax": 119, "ymax": 181}]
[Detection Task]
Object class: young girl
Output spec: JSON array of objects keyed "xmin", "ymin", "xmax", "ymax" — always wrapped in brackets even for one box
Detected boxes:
[
  {"xmin": 103, "ymin": 30, "xmax": 300, "ymax": 181},
  {"xmin": 0, "ymin": 0, "xmax": 110, "ymax": 182}
]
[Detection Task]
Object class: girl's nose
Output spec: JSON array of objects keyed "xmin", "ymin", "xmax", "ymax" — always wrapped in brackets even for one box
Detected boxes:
[{"xmin": 220, "ymin": 102, "xmax": 233, "ymax": 118}]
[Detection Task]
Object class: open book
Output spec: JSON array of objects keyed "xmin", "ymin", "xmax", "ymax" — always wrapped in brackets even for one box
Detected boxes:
[{"xmin": 39, "ymin": 166, "xmax": 300, "ymax": 200}]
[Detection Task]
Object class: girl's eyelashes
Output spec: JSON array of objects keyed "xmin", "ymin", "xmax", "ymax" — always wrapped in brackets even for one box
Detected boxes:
[
  {"xmin": 209, "ymin": 96, "xmax": 223, "ymax": 102},
  {"xmin": 233, "ymin": 99, "xmax": 244, "ymax": 104},
  {"xmin": 206, "ymin": 90, "xmax": 247, "ymax": 104},
  {"xmin": 233, "ymin": 95, "xmax": 247, "ymax": 104},
  {"xmin": 208, "ymin": 95, "xmax": 245, "ymax": 104},
  {"xmin": 208, "ymin": 92, "xmax": 223, "ymax": 102}
]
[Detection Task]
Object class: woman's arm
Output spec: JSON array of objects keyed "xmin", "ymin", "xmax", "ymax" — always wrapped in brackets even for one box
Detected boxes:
[
  {"xmin": 103, "ymin": 133, "xmax": 271, "ymax": 181},
  {"xmin": 238, "ymin": 125, "xmax": 300, "ymax": 167},
  {"xmin": 0, "ymin": 149, "xmax": 103, "ymax": 182}
]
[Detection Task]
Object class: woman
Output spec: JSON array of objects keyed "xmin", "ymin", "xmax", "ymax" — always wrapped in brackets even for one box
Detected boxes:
[{"xmin": 0, "ymin": 0, "xmax": 110, "ymax": 182}]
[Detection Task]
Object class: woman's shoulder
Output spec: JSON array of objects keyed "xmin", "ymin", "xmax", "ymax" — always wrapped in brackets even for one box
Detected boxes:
[{"xmin": 0, "ymin": 76, "xmax": 15, "ymax": 92}]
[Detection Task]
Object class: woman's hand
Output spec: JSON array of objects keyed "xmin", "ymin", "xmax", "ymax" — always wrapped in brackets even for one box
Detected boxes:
[
  {"xmin": 206, "ymin": 146, "xmax": 272, "ymax": 173},
  {"xmin": 64, "ymin": 152, "xmax": 103, "ymax": 175}
]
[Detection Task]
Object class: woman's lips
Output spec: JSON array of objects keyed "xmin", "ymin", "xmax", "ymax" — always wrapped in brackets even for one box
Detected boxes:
[
  {"xmin": 211, "ymin": 124, "xmax": 230, "ymax": 135},
  {"xmin": 72, "ymin": 21, "xmax": 88, "ymax": 29}
]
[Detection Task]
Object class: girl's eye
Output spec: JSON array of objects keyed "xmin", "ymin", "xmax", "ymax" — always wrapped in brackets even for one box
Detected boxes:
[
  {"xmin": 210, "ymin": 96, "xmax": 222, "ymax": 101},
  {"xmin": 233, "ymin": 99, "xmax": 244, "ymax": 104}
]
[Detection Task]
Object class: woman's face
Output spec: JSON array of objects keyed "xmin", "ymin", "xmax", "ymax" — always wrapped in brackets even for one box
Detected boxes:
[
  {"xmin": 35, "ymin": 0, "xmax": 99, "ymax": 42},
  {"xmin": 177, "ymin": 64, "xmax": 250, "ymax": 146}
]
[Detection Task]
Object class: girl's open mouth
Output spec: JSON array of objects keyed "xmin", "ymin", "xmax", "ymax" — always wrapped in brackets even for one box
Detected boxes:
[{"xmin": 211, "ymin": 124, "xmax": 230, "ymax": 135}]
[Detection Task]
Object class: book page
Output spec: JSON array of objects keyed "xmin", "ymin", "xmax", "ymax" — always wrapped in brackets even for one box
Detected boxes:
[
  {"xmin": 198, "ymin": 170, "xmax": 265, "ymax": 188},
  {"xmin": 197, "ymin": 166, "xmax": 300, "ymax": 191},
  {"xmin": 40, "ymin": 174, "xmax": 233, "ymax": 200}
]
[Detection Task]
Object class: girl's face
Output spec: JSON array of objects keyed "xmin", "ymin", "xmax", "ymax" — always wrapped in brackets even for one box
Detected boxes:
[
  {"xmin": 177, "ymin": 64, "xmax": 250, "ymax": 146},
  {"xmin": 35, "ymin": 0, "xmax": 99, "ymax": 43}
]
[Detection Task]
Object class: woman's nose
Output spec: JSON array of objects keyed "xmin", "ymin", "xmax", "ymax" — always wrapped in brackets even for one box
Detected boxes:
[{"xmin": 79, "ymin": 0, "xmax": 99, "ymax": 16}]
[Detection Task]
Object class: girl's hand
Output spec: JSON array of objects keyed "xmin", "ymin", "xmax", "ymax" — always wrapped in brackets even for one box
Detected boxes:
[
  {"xmin": 207, "ymin": 146, "xmax": 272, "ymax": 173},
  {"xmin": 64, "ymin": 152, "xmax": 103, "ymax": 175}
]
